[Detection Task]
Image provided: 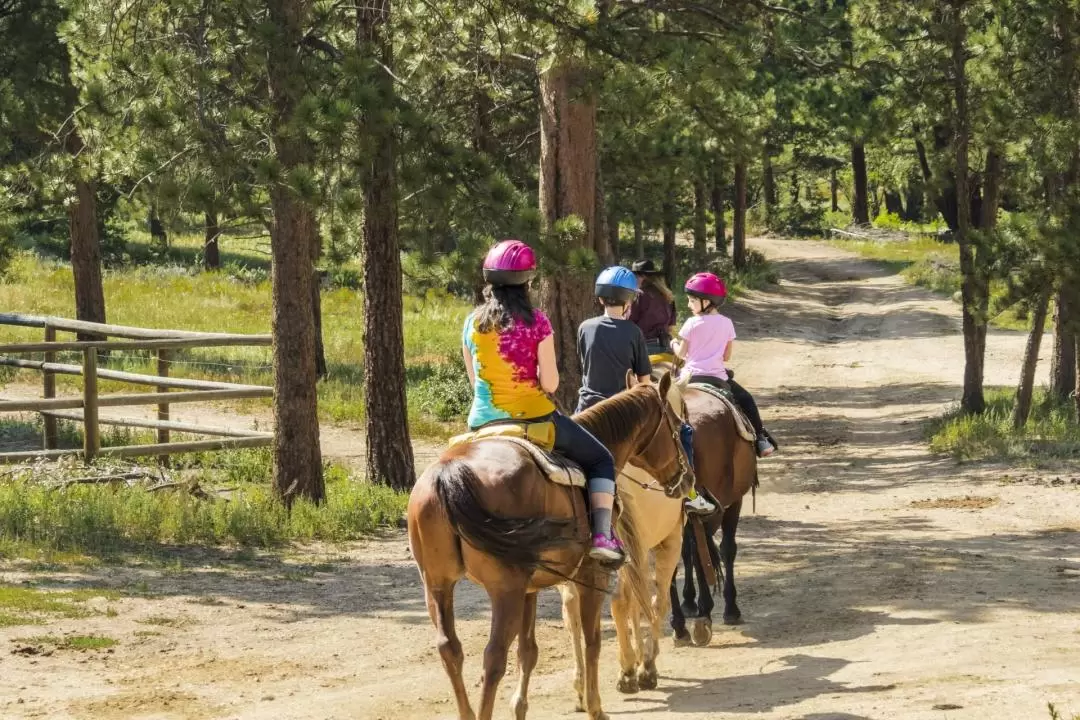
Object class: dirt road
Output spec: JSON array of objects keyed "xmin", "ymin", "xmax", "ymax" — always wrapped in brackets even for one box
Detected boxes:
[{"xmin": 3, "ymin": 238, "xmax": 1079, "ymax": 720}]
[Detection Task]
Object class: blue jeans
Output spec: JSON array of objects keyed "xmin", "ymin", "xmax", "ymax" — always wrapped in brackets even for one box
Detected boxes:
[{"xmin": 680, "ymin": 422, "xmax": 696, "ymax": 469}]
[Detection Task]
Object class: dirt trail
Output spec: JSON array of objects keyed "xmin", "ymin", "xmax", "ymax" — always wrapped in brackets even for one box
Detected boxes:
[{"xmin": 3, "ymin": 238, "xmax": 1080, "ymax": 720}]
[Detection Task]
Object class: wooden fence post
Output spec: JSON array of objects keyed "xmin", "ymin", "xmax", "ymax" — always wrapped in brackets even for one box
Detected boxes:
[
  {"xmin": 42, "ymin": 324, "xmax": 58, "ymax": 449},
  {"xmin": 157, "ymin": 349, "xmax": 170, "ymax": 467},
  {"xmin": 83, "ymin": 348, "xmax": 99, "ymax": 462}
]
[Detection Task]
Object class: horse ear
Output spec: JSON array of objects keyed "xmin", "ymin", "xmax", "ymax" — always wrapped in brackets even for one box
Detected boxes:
[{"xmin": 658, "ymin": 370, "xmax": 672, "ymax": 398}]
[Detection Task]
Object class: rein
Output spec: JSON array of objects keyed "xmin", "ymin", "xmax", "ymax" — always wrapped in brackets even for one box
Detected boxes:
[{"xmin": 621, "ymin": 385, "xmax": 690, "ymax": 498}]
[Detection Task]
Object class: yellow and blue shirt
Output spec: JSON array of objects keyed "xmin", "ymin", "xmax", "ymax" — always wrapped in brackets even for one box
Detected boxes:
[{"xmin": 462, "ymin": 310, "xmax": 557, "ymax": 429}]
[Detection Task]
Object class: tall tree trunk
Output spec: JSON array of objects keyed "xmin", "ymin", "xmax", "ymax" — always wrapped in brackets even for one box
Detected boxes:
[
  {"xmin": 762, "ymin": 150, "xmax": 776, "ymax": 228},
  {"xmin": 312, "ymin": 270, "xmax": 327, "ymax": 379},
  {"xmin": 904, "ymin": 174, "xmax": 925, "ymax": 221},
  {"xmin": 633, "ymin": 213, "xmax": 644, "ymax": 258},
  {"xmin": 662, "ymin": 195, "xmax": 677, "ymax": 290},
  {"xmin": 203, "ymin": 209, "xmax": 221, "ymax": 270},
  {"xmin": 594, "ymin": 163, "xmax": 614, "ymax": 265},
  {"xmin": 733, "ymin": 160, "xmax": 748, "ymax": 270},
  {"xmin": 1051, "ymin": 292, "xmax": 1077, "ymax": 401},
  {"xmin": 851, "ymin": 141, "xmax": 870, "ymax": 225},
  {"xmin": 607, "ymin": 204, "xmax": 620, "ymax": 263},
  {"xmin": 693, "ymin": 177, "xmax": 708, "ymax": 257},
  {"xmin": 266, "ymin": 0, "xmax": 323, "ymax": 503},
  {"xmin": 711, "ymin": 161, "xmax": 727, "ymax": 254},
  {"xmin": 884, "ymin": 190, "xmax": 904, "ymax": 216},
  {"xmin": 830, "ymin": 167, "xmax": 840, "ymax": 212},
  {"xmin": 951, "ymin": 0, "xmax": 985, "ymax": 415},
  {"xmin": 65, "ymin": 132, "xmax": 106, "ymax": 341},
  {"xmin": 358, "ymin": 0, "xmax": 415, "ymax": 490},
  {"xmin": 1012, "ymin": 285, "xmax": 1053, "ymax": 428},
  {"xmin": 538, "ymin": 60, "xmax": 598, "ymax": 411}
]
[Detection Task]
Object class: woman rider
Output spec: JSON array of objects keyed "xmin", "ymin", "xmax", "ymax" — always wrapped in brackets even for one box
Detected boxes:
[
  {"xmin": 461, "ymin": 240, "xmax": 625, "ymax": 562},
  {"xmin": 629, "ymin": 259, "xmax": 677, "ymax": 358}
]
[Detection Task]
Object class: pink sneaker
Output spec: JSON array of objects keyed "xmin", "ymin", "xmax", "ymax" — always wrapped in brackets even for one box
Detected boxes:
[{"xmin": 589, "ymin": 533, "xmax": 625, "ymax": 563}]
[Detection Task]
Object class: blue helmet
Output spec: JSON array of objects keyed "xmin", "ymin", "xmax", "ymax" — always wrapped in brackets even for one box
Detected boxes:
[{"xmin": 595, "ymin": 266, "xmax": 640, "ymax": 304}]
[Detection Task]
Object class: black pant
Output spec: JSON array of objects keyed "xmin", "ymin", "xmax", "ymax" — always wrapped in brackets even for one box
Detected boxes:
[
  {"xmin": 551, "ymin": 412, "xmax": 616, "ymax": 483},
  {"xmin": 728, "ymin": 379, "xmax": 764, "ymax": 436}
]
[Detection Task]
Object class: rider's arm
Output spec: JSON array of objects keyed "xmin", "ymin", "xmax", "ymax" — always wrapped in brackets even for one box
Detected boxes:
[
  {"xmin": 671, "ymin": 336, "xmax": 689, "ymax": 359},
  {"xmin": 537, "ymin": 335, "xmax": 560, "ymax": 394},
  {"xmin": 724, "ymin": 340, "xmax": 733, "ymax": 362},
  {"xmin": 462, "ymin": 343, "xmax": 476, "ymax": 386}
]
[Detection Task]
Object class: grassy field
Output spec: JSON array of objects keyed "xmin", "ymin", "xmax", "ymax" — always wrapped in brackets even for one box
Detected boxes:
[{"xmin": 928, "ymin": 389, "xmax": 1080, "ymax": 462}]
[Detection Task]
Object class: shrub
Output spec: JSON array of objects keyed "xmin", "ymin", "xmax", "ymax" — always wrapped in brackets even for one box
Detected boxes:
[{"xmin": 412, "ymin": 355, "xmax": 473, "ymax": 422}]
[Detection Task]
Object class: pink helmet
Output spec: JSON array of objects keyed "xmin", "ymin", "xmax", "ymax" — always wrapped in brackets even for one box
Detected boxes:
[
  {"xmin": 684, "ymin": 272, "xmax": 727, "ymax": 304},
  {"xmin": 483, "ymin": 239, "xmax": 537, "ymax": 286}
]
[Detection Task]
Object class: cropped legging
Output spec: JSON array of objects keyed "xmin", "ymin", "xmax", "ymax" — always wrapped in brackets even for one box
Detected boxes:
[{"xmin": 552, "ymin": 412, "xmax": 616, "ymax": 495}]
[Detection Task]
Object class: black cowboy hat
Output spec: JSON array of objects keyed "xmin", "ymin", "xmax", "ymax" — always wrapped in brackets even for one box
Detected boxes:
[{"xmin": 631, "ymin": 259, "xmax": 664, "ymax": 275}]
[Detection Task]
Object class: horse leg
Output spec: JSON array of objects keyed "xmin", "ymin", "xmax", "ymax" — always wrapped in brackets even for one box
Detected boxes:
[
  {"xmin": 424, "ymin": 580, "xmax": 474, "ymax": 720},
  {"xmin": 690, "ymin": 524, "xmax": 717, "ymax": 647},
  {"xmin": 642, "ymin": 527, "xmax": 681, "ymax": 689},
  {"xmin": 670, "ymin": 526, "xmax": 694, "ymax": 646},
  {"xmin": 478, "ymin": 587, "xmax": 526, "ymax": 720},
  {"xmin": 579, "ymin": 571, "xmax": 611, "ymax": 720},
  {"xmin": 510, "ymin": 592, "xmax": 539, "ymax": 720},
  {"xmin": 721, "ymin": 499, "xmax": 743, "ymax": 625},
  {"xmin": 611, "ymin": 569, "xmax": 640, "ymax": 694},
  {"xmin": 679, "ymin": 523, "xmax": 699, "ymax": 619},
  {"xmin": 559, "ymin": 585, "xmax": 586, "ymax": 712}
]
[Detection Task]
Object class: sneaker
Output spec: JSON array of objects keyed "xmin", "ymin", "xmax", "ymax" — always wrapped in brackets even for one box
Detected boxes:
[
  {"xmin": 756, "ymin": 436, "xmax": 776, "ymax": 458},
  {"xmin": 684, "ymin": 493, "xmax": 717, "ymax": 515},
  {"xmin": 588, "ymin": 533, "xmax": 625, "ymax": 563}
]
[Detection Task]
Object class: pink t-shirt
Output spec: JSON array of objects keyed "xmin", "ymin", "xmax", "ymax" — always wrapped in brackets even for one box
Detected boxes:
[{"xmin": 678, "ymin": 313, "xmax": 737, "ymax": 381}]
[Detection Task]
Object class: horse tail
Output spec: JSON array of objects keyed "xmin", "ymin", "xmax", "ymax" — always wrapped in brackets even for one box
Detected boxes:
[
  {"xmin": 615, "ymin": 502, "xmax": 655, "ymax": 625},
  {"xmin": 432, "ymin": 458, "xmax": 576, "ymax": 574}
]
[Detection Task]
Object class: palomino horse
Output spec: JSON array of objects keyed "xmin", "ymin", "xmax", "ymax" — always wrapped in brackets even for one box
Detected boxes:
[
  {"xmin": 669, "ymin": 378, "xmax": 758, "ymax": 646},
  {"xmin": 560, "ymin": 373, "xmax": 691, "ymax": 703},
  {"xmin": 407, "ymin": 375, "xmax": 693, "ymax": 720}
]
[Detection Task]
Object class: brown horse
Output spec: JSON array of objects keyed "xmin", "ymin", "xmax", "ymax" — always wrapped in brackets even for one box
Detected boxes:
[
  {"xmin": 407, "ymin": 374, "xmax": 693, "ymax": 720},
  {"xmin": 669, "ymin": 379, "xmax": 758, "ymax": 646}
]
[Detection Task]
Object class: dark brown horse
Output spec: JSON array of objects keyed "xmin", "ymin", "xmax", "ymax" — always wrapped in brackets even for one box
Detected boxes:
[
  {"xmin": 407, "ymin": 375, "xmax": 693, "ymax": 720},
  {"xmin": 669, "ymin": 380, "xmax": 758, "ymax": 646}
]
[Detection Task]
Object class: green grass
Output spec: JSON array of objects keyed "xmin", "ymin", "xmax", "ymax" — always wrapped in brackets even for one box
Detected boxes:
[
  {"xmin": 0, "ymin": 463, "xmax": 408, "ymax": 558},
  {"xmin": 928, "ymin": 389, "xmax": 1080, "ymax": 461},
  {"xmin": 0, "ymin": 584, "xmax": 119, "ymax": 627},
  {"xmin": 17, "ymin": 634, "xmax": 117, "ymax": 650}
]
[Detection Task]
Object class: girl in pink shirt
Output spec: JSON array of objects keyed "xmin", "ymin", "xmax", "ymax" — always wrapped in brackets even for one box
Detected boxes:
[{"xmin": 672, "ymin": 272, "xmax": 776, "ymax": 458}]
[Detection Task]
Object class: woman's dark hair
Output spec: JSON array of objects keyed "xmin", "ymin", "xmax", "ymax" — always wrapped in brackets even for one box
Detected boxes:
[
  {"xmin": 641, "ymin": 275, "xmax": 675, "ymax": 304},
  {"xmin": 475, "ymin": 284, "xmax": 536, "ymax": 333}
]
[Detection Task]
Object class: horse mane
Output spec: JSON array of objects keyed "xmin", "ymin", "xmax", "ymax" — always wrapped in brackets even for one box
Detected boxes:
[{"xmin": 573, "ymin": 384, "xmax": 655, "ymax": 450}]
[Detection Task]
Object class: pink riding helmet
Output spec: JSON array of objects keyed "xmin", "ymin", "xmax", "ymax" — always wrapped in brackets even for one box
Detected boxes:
[
  {"xmin": 483, "ymin": 239, "xmax": 537, "ymax": 286},
  {"xmin": 684, "ymin": 272, "xmax": 727, "ymax": 304}
]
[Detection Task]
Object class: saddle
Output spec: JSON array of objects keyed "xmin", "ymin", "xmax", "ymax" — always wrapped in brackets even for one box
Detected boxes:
[
  {"xmin": 448, "ymin": 422, "xmax": 586, "ymax": 488},
  {"xmin": 687, "ymin": 377, "xmax": 757, "ymax": 444}
]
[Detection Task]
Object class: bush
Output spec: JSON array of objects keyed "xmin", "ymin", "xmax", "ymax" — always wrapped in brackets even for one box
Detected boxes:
[
  {"xmin": 928, "ymin": 389, "xmax": 1080, "ymax": 461},
  {"xmin": 769, "ymin": 203, "xmax": 826, "ymax": 236},
  {"xmin": 412, "ymin": 355, "xmax": 473, "ymax": 422},
  {"xmin": 872, "ymin": 212, "xmax": 903, "ymax": 230}
]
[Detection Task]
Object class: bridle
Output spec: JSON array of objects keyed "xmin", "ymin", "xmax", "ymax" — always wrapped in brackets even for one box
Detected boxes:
[{"xmin": 631, "ymin": 384, "xmax": 693, "ymax": 498}]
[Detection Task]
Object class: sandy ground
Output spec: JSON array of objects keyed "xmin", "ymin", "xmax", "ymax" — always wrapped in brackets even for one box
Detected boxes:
[{"xmin": 2, "ymin": 237, "xmax": 1079, "ymax": 720}]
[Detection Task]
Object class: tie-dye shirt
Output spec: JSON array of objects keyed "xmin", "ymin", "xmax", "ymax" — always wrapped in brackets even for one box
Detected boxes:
[{"xmin": 462, "ymin": 309, "xmax": 557, "ymax": 429}]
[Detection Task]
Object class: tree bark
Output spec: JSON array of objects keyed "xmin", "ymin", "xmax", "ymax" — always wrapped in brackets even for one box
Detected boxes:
[
  {"xmin": 733, "ymin": 160, "xmax": 748, "ymax": 270},
  {"xmin": 711, "ymin": 161, "xmax": 727, "ymax": 254},
  {"xmin": 607, "ymin": 204, "xmax": 620, "ymax": 263},
  {"xmin": 633, "ymin": 213, "xmax": 644, "ymax": 258},
  {"xmin": 203, "ymin": 209, "xmax": 221, "ymax": 270},
  {"xmin": 693, "ymin": 177, "xmax": 708, "ymax": 257},
  {"xmin": 662, "ymin": 195, "xmax": 677, "ymax": 290},
  {"xmin": 884, "ymin": 190, "xmax": 904, "ymax": 216},
  {"xmin": 1051, "ymin": 291, "xmax": 1077, "ymax": 401},
  {"xmin": 1012, "ymin": 285, "xmax": 1052, "ymax": 428},
  {"xmin": 830, "ymin": 167, "xmax": 840, "ymax": 212},
  {"xmin": 358, "ymin": 0, "xmax": 415, "ymax": 490},
  {"xmin": 538, "ymin": 59, "xmax": 598, "ymax": 411},
  {"xmin": 851, "ymin": 141, "xmax": 870, "ymax": 225},
  {"xmin": 65, "ymin": 132, "xmax": 106, "ymax": 341},
  {"xmin": 951, "ymin": 0, "xmax": 985, "ymax": 415},
  {"xmin": 266, "ymin": 0, "xmax": 323, "ymax": 503}
]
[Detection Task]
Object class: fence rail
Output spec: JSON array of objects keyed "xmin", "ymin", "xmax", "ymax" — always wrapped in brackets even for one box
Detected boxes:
[{"xmin": 0, "ymin": 313, "xmax": 273, "ymax": 464}]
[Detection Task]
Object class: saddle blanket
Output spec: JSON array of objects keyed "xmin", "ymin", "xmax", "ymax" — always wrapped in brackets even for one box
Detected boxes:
[{"xmin": 448, "ymin": 424, "xmax": 586, "ymax": 488}]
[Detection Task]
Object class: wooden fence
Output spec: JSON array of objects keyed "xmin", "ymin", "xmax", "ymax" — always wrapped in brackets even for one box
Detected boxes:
[{"xmin": 0, "ymin": 313, "xmax": 273, "ymax": 464}]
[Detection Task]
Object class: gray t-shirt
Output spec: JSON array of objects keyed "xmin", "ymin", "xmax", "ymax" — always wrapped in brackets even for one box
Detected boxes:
[{"xmin": 576, "ymin": 315, "xmax": 652, "ymax": 412}]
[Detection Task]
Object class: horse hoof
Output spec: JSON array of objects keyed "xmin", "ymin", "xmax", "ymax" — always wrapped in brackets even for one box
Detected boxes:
[
  {"xmin": 723, "ymin": 612, "xmax": 743, "ymax": 626},
  {"xmin": 672, "ymin": 629, "xmax": 693, "ymax": 648},
  {"xmin": 637, "ymin": 667, "xmax": 658, "ymax": 691},
  {"xmin": 616, "ymin": 673, "xmax": 639, "ymax": 694},
  {"xmin": 691, "ymin": 618, "xmax": 713, "ymax": 647}
]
